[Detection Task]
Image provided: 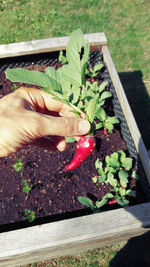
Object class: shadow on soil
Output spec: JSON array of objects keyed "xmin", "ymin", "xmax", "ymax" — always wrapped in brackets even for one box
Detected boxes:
[
  {"xmin": 109, "ymin": 71, "xmax": 150, "ymax": 267},
  {"xmin": 119, "ymin": 70, "xmax": 150, "ymax": 150}
]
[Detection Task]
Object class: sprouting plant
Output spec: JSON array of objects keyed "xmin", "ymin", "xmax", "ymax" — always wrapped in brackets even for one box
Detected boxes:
[
  {"xmin": 13, "ymin": 158, "xmax": 23, "ymax": 176},
  {"xmin": 95, "ymin": 107, "xmax": 119, "ymax": 134},
  {"xmin": 58, "ymin": 50, "xmax": 67, "ymax": 64},
  {"xmin": 11, "ymin": 83, "xmax": 18, "ymax": 90},
  {"xmin": 21, "ymin": 179, "xmax": 32, "ymax": 200},
  {"xmin": 85, "ymin": 63, "xmax": 103, "ymax": 78},
  {"xmin": 5, "ymin": 28, "xmax": 119, "ymax": 171},
  {"xmin": 78, "ymin": 150, "xmax": 136, "ymax": 210},
  {"xmin": 24, "ymin": 209, "xmax": 35, "ymax": 222}
]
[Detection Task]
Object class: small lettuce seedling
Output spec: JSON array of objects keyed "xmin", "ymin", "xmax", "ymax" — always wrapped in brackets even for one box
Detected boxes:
[{"xmin": 78, "ymin": 150, "xmax": 136, "ymax": 210}]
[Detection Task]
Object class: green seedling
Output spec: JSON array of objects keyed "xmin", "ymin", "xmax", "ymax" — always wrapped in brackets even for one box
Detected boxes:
[
  {"xmin": 78, "ymin": 150, "xmax": 136, "ymax": 210},
  {"xmin": 11, "ymin": 83, "xmax": 18, "ymax": 90},
  {"xmin": 85, "ymin": 63, "xmax": 104, "ymax": 78},
  {"xmin": 21, "ymin": 179, "xmax": 32, "ymax": 200},
  {"xmin": 24, "ymin": 209, "xmax": 35, "ymax": 222},
  {"xmin": 58, "ymin": 50, "xmax": 67, "ymax": 64},
  {"xmin": 13, "ymin": 158, "xmax": 23, "ymax": 176},
  {"xmin": 95, "ymin": 107, "xmax": 119, "ymax": 133}
]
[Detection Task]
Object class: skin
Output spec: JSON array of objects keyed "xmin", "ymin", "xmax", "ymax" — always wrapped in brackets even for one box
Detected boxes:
[{"xmin": 0, "ymin": 86, "xmax": 91, "ymax": 157}]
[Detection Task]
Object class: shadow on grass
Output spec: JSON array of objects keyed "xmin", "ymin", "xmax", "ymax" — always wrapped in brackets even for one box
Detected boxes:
[
  {"xmin": 119, "ymin": 71, "xmax": 150, "ymax": 150},
  {"xmin": 110, "ymin": 231, "xmax": 150, "ymax": 267}
]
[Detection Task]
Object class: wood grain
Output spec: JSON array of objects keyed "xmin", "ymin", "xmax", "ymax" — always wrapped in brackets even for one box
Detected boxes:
[
  {"xmin": 0, "ymin": 202, "xmax": 150, "ymax": 266},
  {"xmin": 0, "ymin": 32, "xmax": 107, "ymax": 58}
]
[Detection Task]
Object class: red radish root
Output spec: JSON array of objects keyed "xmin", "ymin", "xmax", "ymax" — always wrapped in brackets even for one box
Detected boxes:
[
  {"xmin": 108, "ymin": 199, "xmax": 117, "ymax": 205},
  {"xmin": 63, "ymin": 136, "xmax": 96, "ymax": 171},
  {"xmin": 104, "ymin": 128, "xmax": 108, "ymax": 135}
]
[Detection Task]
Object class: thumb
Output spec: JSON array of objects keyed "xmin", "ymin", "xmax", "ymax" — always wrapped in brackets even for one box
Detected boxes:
[{"xmin": 35, "ymin": 114, "xmax": 91, "ymax": 137}]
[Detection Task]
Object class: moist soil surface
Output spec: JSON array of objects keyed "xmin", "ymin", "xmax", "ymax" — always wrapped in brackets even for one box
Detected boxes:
[{"xmin": 0, "ymin": 61, "xmax": 146, "ymax": 231}]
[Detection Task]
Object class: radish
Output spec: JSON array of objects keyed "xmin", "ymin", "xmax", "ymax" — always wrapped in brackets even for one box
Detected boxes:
[
  {"xmin": 104, "ymin": 128, "xmax": 108, "ymax": 135},
  {"xmin": 63, "ymin": 136, "xmax": 96, "ymax": 171},
  {"xmin": 91, "ymin": 77, "xmax": 95, "ymax": 83},
  {"xmin": 108, "ymin": 199, "xmax": 117, "ymax": 205}
]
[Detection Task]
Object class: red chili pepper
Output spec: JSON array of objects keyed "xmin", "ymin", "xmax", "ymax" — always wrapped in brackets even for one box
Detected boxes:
[
  {"xmin": 63, "ymin": 136, "xmax": 96, "ymax": 171},
  {"xmin": 108, "ymin": 199, "xmax": 117, "ymax": 205},
  {"xmin": 121, "ymin": 186, "xmax": 125, "ymax": 189}
]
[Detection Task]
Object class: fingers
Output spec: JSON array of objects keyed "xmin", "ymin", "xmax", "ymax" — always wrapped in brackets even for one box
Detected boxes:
[
  {"xmin": 17, "ymin": 87, "xmax": 70, "ymax": 114},
  {"xmin": 35, "ymin": 113, "xmax": 91, "ymax": 137},
  {"xmin": 32, "ymin": 136, "xmax": 67, "ymax": 152}
]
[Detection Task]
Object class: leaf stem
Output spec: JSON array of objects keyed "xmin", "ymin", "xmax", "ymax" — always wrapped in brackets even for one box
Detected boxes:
[{"xmin": 42, "ymin": 87, "xmax": 86, "ymax": 118}]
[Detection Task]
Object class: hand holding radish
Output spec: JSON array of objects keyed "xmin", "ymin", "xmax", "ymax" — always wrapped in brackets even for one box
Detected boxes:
[{"xmin": 0, "ymin": 86, "xmax": 91, "ymax": 157}]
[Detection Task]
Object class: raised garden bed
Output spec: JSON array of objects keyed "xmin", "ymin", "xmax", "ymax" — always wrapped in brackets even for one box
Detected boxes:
[{"xmin": 0, "ymin": 32, "xmax": 150, "ymax": 267}]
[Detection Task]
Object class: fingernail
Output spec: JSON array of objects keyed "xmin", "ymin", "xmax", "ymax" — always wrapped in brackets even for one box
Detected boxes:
[{"xmin": 78, "ymin": 120, "xmax": 91, "ymax": 134}]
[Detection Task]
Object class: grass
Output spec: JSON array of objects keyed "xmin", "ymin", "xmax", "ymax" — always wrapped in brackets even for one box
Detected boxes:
[
  {"xmin": 0, "ymin": 0, "xmax": 150, "ymax": 80},
  {"xmin": 23, "ymin": 241, "xmax": 127, "ymax": 267},
  {"xmin": 1, "ymin": 0, "xmax": 150, "ymax": 266}
]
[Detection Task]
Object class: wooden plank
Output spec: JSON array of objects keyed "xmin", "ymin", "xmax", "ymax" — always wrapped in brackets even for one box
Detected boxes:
[
  {"xmin": 0, "ymin": 32, "xmax": 107, "ymax": 59},
  {"xmin": 0, "ymin": 202, "xmax": 150, "ymax": 266},
  {"xmin": 102, "ymin": 45, "xmax": 150, "ymax": 184}
]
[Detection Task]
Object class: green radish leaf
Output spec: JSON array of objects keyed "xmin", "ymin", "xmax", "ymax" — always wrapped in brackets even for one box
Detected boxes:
[
  {"xmin": 119, "ymin": 187, "xmax": 126, "ymax": 196},
  {"xmin": 121, "ymin": 157, "xmax": 133, "ymax": 171},
  {"xmin": 45, "ymin": 67, "xmax": 62, "ymax": 92},
  {"xmin": 106, "ymin": 173, "xmax": 117, "ymax": 187},
  {"xmin": 100, "ymin": 91, "xmax": 112, "ymax": 101},
  {"xmin": 96, "ymin": 198, "xmax": 107, "ymax": 208},
  {"xmin": 126, "ymin": 189, "xmax": 135, "ymax": 196},
  {"xmin": 131, "ymin": 170, "xmax": 137, "ymax": 179},
  {"xmin": 99, "ymin": 81, "xmax": 108, "ymax": 93},
  {"xmin": 59, "ymin": 50, "xmax": 67, "ymax": 64},
  {"xmin": 66, "ymin": 28, "xmax": 84, "ymax": 65},
  {"xmin": 86, "ymin": 97, "xmax": 98, "ymax": 123},
  {"xmin": 71, "ymin": 85, "xmax": 81, "ymax": 104},
  {"xmin": 78, "ymin": 196, "xmax": 96, "ymax": 210},
  {"xmin": 111, "ymin": 152, "xmax": 119, "ymax": 161},
  {"xmin": 107, "ymin": 116, "xmax": 119, "ymax": 125},
  {"xmin": 118, "ymin": 170, "xmax": 129, "ymax": 187},
  {"xmin": 109, "ymin": 158, "xmax": 120, "ymax": 170},
  {"xmin": 96, "ymin": 107, "xmax": 106, "ymax": 122},
  {"xmin": 96, "ymin": 100, "xmax": 105, "ymax": 108},
  {"xmin": 96, "ymin": 122, "xmax": 103, "ymax": 130},
  {"xmin": 117, "ymin": 198, "xmax": 129, "ymax": 206},
  {"xmin": 96, "ymin": 192, "xmax": 114, "ymax": 208},
  {"xmin": 98, "ymin": 176, "xmax": 106, "ymax": 183},
  {"xmin": 95, "ymin": 158, "xmax": 103, "ymax": 169},
  {"xmin": 104, "ymin": 121, "xmax": 113, "ymax": 133},
  {"xmin": 61, "ymin": 63, "xmax": 82, "ymax": 86},
  {"xmin": 5, "ymin": 68, "xmax": 59, "ymax": 91},
  {"xmin": 92, "ymin": 176, "xmax": 98, "ymax": 183},
  {"xmin": 94, "ymin": 63, "xmax": 103, "ymax": 72}
]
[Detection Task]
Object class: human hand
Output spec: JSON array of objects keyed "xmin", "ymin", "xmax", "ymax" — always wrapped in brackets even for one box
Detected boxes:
[{"xmin": 0, "ymin": 86, "xmax": 91, "ymax": 157}]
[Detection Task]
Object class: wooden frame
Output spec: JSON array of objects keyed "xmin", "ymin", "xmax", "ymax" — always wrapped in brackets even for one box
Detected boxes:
[{"xmin": 0, "ymin": 33, "xmax": 150, "ymax": 267}]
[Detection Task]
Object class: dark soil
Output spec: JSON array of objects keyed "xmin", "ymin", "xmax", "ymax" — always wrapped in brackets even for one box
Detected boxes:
[{"xmin": 0, "ymin": 57, "xmax": 146, "ymax": 231}]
